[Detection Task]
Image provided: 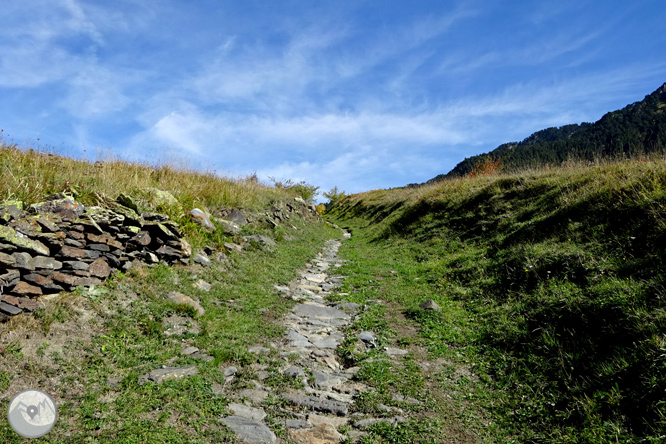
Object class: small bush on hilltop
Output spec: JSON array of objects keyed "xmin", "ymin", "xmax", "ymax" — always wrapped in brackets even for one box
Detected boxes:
[
  {"xmin": 268, "ymin": 177, "xmax": 319, "ymax": 204},
  {"xmin": 323, "ymin": 186, "xmax": 346, "ymax": 206},
  {"xmin": 467, "ymin": 157, "xmax": 503, "ymax": 178}
]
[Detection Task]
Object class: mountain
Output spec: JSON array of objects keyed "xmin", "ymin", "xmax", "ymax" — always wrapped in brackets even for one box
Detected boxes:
[{"xmin": 420, "ymin": 82, "xmax": 666, "ymax": 185}]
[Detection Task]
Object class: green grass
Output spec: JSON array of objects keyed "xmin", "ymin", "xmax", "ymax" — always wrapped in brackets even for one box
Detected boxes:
[
  {"xmin": 327, "ymin": 157, "xmax": 666, "ymax": 443},
  {"xmin": 0, "ymin": 215, "xmax": 339, "ymax": 443}
]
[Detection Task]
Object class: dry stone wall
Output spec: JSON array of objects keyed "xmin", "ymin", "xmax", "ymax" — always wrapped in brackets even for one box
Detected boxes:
[
  {"xmin": 0, "ymin": 193, "xmax": 192, "ymax": 322},
  {"xmin": 0, "ymin": 193, "xmax": 322, "ymax": 323}
]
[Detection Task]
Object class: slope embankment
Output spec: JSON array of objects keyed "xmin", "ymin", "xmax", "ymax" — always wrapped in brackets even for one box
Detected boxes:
[{"xmin": 326, "ymin": 158, "xmax": 666, "ymax": 442}]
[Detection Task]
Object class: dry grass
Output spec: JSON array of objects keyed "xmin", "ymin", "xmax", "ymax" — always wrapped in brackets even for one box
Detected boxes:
[
  {"xmin": 0, "ymin": 143, "xmax": 287, "ymax": 211},
  {"xmin": 342, "ymin": 152, "xmax": 666, "ymax": 214}
]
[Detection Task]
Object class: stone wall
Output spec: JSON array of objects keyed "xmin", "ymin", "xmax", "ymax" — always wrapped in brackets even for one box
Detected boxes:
[
  {"xmin": 0, "ymin": 193, "xmax": 321, "ymax": 322},
  {"xmin": 0, "ymin": 194, "xmax": 192, "ymax": 322}
]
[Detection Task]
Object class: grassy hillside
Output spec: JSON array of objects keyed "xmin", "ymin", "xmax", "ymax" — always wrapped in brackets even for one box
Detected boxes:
[
  {"xmin": 327, "ymin": 157, "xmax": 666, "ymax": 442},
  {"xmin": 0, "ymin": 142, "xmax": 285, "ymax": 212},
  {"xmin": 421, "ymin": 82, "xmax": 666, "ymax": 184},
  {"xmin": 0, "ymin": 144, "xmax": 342, "ymax": 442}
]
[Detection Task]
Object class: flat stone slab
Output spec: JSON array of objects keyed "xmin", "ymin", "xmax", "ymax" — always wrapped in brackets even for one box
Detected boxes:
[
  {"xmin": 289, "ymin": 423, "xmax": 342, "ymax": 444},
  {"xmin": 385, "ymin": 347, "xmax": 409, "ymax": 357},
  {"xmin": 220, "ymin": 416, "xmax": 276, "ymax": 444},
  {"xmin": 311, "ymin": 339, "xmax": 340, "ymax": 349},
  {"xmin": 281, "ymin": 392, "xmax": 348, "ymax": 416},
  {"xmin": 227, "ymin": 403, "xmax": 267, "ymax": 421},
  {"xmin": 138, "ymin": 366, "xmax": 198, "ymax": 385},
  {"xmin": 292, "ymin": 304, "xmax": 350, "ymax": 321},
  {"xmin": 239, "ymin": 389, "xmax": 269, "ymax": 404}
]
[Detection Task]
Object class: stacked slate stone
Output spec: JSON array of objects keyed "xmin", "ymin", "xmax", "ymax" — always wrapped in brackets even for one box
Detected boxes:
[{"xmin": 0, "ymin": 194, "xmax": 191, "ymax": 322}]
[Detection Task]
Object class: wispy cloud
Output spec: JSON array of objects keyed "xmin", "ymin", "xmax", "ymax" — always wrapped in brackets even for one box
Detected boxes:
[{"xmin": 1, "ymin": 0, "xmax": 664, "ymax": 194}]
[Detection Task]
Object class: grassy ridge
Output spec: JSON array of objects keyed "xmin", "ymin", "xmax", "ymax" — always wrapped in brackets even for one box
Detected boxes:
[
  {"xmin": 0, "ymin": 143, "xmax": 284, "ymax": 211},
  {"xmin": 0, "ymin": 142, "xmax": 341, "ymax": 442},
  {"xmin": 327, "ymin": 157, "xmax": 666, "ymax": 442}
]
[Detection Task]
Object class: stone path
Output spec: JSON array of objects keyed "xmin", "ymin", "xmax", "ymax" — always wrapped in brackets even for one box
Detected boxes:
[{"xmin": 217, "ymin": 231, "xmax": 411, "ymax": 443}]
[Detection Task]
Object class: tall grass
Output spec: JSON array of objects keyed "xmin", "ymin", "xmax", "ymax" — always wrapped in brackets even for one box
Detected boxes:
[
  {"xmin": 0, "ymin": 142, "xmax": 287, "ymax": 211},
  {"xmin": 328, "ymin": 155, "xmax": 666, "ymax": 442}
]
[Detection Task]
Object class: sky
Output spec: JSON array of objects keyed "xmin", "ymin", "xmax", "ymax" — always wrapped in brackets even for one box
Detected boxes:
[{"xmin": 1, "ymin": 1, "xmax": 665, "ymax": 197}]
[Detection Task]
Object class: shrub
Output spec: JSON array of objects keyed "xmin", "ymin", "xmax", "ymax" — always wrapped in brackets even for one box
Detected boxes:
[{"xmin": 467, "ymin": 157, "xmax": 503, "ymax": 178}]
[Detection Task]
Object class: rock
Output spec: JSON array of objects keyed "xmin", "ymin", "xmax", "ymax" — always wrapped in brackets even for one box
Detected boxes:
[
  {"xmin": 0, "ymin": 225, "xmax": 50, "ymax": 256},
  {"xmin": 191, "ymin": 252, "xmax": 211, "ymax": 267},
  {"xmin": 292, "ymin": 304, "xmax": 350, "ymax": 321},
  {"xmin": 225, "ymin": 209, "xmax": 247, "ymax": 226},
  {"xmin": 0, "ymin": 301, "xmax": 22, "ymax": 316},
  {"xmin": 286, "ymin": 330, "xmax": 313, "ymax": 347},
  {"xmin": 216, "ymin": 219, "xmax": 241, "ymax": 235},
  {"xmin": 285, "ymin": 420, "xmax": 312, "ymax": 429},
  {"xmin": 311, "ymin": 338, "xmax": 340, "ymax": 349},
  {"xmin": 289, "ymin": 423, "xmax": 342, "ymax": 444},
  {"xmin": 11, "ymin": 252, "xmax": 35, "ymax": 271},
  {"xmin": 56, "ymin": 246, "xmax": 87, "ymax": 259},
  {"xmin": 0, "ymin": 251, "xmax": 16, "ymax": 268},
  {"xmin": 22, "ymin": 274, "xmax": 63, "ymax": 292},
  {"xmin": 0, "ymin": 242, "xmax": 17, "ymax": 252},
  {"xmin": 224, "ymin": 242, "xmax": 242, "ymax": 253},
  {"xmin": 190, "ymin": 208, "xmax": 215, "ymax": 232},
  {"xmin": 145, "ymin": 188, "xmax": 180, "ymax": 210},
  {"xmin": 419, "ymin": 299, "xmax": 441, "ymax": 312},
  {"xmin": 239, "ymin": 389, "xmax": 268, "ymax": 404},
  {"xmin": 62, "ymin": 261, "xmax": 89, "ymax": 271},
  {"xmin": 166, "ymin": 291, "xmax": 205, "ymax": 316},
  {"xmin": 86, "ymin": 206, "xmax": 125, "ymax": 228},
  {"xmin": 167, "ymin": 239, "xmax": 192, "ymax": 257},
  {"xmin": 144, "ymin": 252, "xmax": 159, "ymax": 263},
  {"xmin": 29, "ymin": 196, "xmax": 84, "ymax": 221},
  {"xmin": 284, "ymin": 366, "xmax": 306, "ymax": 378},
  {"xmin": 193, "ymin": 279, "xmax": 212, "ymax": 291},
  {"xmin": 117, "ymin": 193, "xmax": 140, "ymax": 213},
  {"xmin": 34, "ymin": 215, "xmax": 60, "ymax": 233},
  {"xmin": 32, "ymin": 256, "xmax": 63, "ymax": 270},
  {"xmin": 219, "ymin": 416, "xmax": 276, "ymax": 444},
  {"xmin": 87, "ymin": 243, "xmax": 110, "ymax": 252},
  {"xmin": 0, "ymin": 270, "xmax": 21, "ymax": 287},
  {"xmin": 2, "ymin": 295, "xmax": 40, "ymax": 311},
  {"xmin": 242, "ymin": 234, "xmax": 276, "ymax": 247},
  {"xmin": 156, "ymin": 245, "xmax": 182, "ymax": 258},
  {"xmin": 11, "ymin": 281, "xmax": 43, "ymax": 296},
  {"xmin": 227, "ymin": 403, "xmax": 267, "ymax": 421},
  {"xmin": 73, "ymin": 215, "xmax": 104, "ymax": 234},
  {"xmin": 385, "ymin": 347, "xmax": 409, "ymax": 357},
  {"xmin": 294, "ymin": 197, "xmax": 306, "ymax": 204},
  {"xmin": 307, "ymin": 414, "xmax": 348, "ymax": 428},
  {"xmin": 223, "ymin": 366, "xmax": 238, "ymax": 377},
  {"xmin": 64, "ymin": 239, "xmax": 84, "ymax": 248},
  {"xmin": 181, "ymin": 346, "xmax": 199, "ymax": 355},
  {"xmin": 129, "ymin": 231, "xmax": 151, "ymax": 247},
  {"xmin": 281, "ymin": 392, "xmax": 349, "ymax": 416},
  {"xmin": 87, "ymin": 258, "xmax": 112, "ymax": 278},
  {"xmin": 144, "ymin": 222, "xmax": 178, "ymax": 241},
  {"xmin": 190, "ymin": 353, "xmax": 213, "ymax": 361},
  {"xmin": 358, "ymin": 331, "xmax": 375, "ymax": 344},
  {"xmin": 138, "ymin": 366, "xmax": 198, "ymax": 385},
  {"xmin": 0, "ymin": 200, "xmax": 24, "ymax": 223},
  {"xmin": 311, "ymin": 370, "xmax": 344, "ymax": 390}
]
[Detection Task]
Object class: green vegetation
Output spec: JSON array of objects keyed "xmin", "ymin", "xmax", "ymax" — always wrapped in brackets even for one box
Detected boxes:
[
  {"xmin": 327, "ymin": 157, "xmax": 666, "ymax": 442},
  {"xmin": 0, "ymin": 212, "xmax": 338, "ymax": 443},
  {"xmin": 422, "ymin": 82, "xmax": 666, "ymax": 183},
  {"xmin": 0, "ymin": 142, "xmax": 289, "ymax": 211}
]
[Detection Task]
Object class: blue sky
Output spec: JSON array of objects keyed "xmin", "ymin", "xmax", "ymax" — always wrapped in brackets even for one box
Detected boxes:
[{"xmin": 1, "ymin": 1, "xmax": 665, "ymax": 196}]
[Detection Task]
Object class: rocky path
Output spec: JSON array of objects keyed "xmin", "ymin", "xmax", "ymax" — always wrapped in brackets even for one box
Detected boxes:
[{"xmin": 219, "ymin": 231, "xmax": 412, "ymax": 443}]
